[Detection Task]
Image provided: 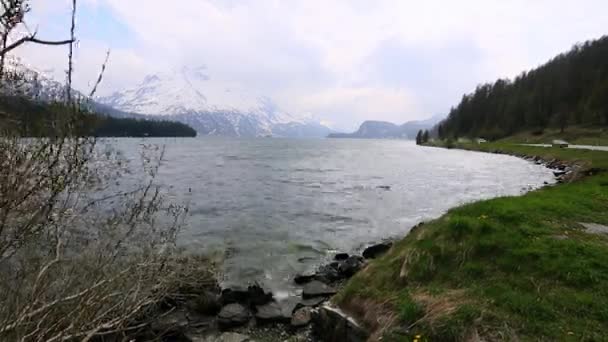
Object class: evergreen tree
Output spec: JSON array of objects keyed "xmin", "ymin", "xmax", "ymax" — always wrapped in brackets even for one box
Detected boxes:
[
  {"xmin": 415, "ymin": 130, "xmax": 423, "ymax": 145},
  {"xmin": 422, "ymin": 130, "xmax": 430, "ymax": 143},
  {"xmin": 439, "ymin": 36, "xmax": 608, "ymax": 139}
]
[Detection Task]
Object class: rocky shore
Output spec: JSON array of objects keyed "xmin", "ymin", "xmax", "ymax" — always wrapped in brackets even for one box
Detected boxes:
[
  {"xmin": 113, "ymin": 151, "xmax": 570, "ymax": 342},
  {"xmin": 115, "ymin": 242, "xmax": 393, "ymax": 342}
]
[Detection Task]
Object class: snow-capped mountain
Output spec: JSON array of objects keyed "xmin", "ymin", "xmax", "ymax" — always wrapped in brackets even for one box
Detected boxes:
[
  {"xmin": 98, "ymin": 66, "xmax": 330, "ymax": 137},
  {"xmin": 0, "ymin": 56, "xmax": 73, "ymax": 101}
]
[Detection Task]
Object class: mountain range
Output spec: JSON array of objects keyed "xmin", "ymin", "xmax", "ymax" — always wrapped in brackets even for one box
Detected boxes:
[
  {"xmin": 327, "ymin": 115, "xmax": 444, "ymax": 139},
  {"xmin": 97, "ymin": 66, "xmax": 330, "ymax": 137}
]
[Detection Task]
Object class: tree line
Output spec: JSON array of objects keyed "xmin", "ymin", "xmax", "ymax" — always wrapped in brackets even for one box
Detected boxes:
[
  {"xmin": 0, "ymin": 95, "xmax": 197, "ymax": 137},
  {"xmin": 438, "ymin": 35, "xmax": 608, "ymax": 140}
]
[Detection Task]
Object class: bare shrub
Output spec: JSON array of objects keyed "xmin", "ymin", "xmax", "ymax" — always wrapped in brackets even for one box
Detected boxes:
[{"xmin": 0, "ymin": 1, "xmax": 213, "ymax": 341}]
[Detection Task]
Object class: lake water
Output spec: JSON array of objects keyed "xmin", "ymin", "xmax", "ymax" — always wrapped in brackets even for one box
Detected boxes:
[{"xmin": 107, "ymin": 137, "xmax": 555, "ymax": 297}]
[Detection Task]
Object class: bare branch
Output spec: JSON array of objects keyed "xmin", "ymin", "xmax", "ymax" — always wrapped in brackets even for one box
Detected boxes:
[{"xmin": 0, "ymin": 35, "xmax": 74, "ymax": 57}]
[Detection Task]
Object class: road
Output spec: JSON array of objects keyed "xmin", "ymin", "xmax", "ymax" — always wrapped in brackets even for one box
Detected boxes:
[{"xmin": 520, "ymin": 144, "xmax": 608, "ymax": 152}]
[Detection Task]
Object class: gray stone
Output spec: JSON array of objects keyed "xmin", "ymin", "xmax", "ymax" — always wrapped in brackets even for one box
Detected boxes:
[
  {"xmin": 362, "ymin": 242, "xmax": 392, "ymax": 259},
  {"xmin": 334, "ymin": 253, "xmax": 350, "ymax": 261},
  {"xmin": 313, "ymin": 265, "xmax": 341, "ymax": 283},
  {"xmin": 217, "ymin": 303, "xmax": 251, "ymax": 330},
  {"xmin": 186, "ymin": 290, "xmax": 222, "ymax": 315},
  {"xmin": 294, "ymin": 296, "xmax": 328, "ymax": 312},
  {"xmin": 255, "ymin": 301, "xmax": 290, "ymax": 324},
  {"xmin": 294, "ymin": 272, "xmax": 316, "ymax": 285},
  {"xmin": 580, "ymin": 222, "xmax": 608, "ymax": 235},
  {"xmin": 338, "ymin": 256, "xmax": 364, "ymax": 277},
  {"xmin": 302, "ymin": 281, "xmax": 337, "ymax": 299},
  {"xmin": 291, "ymin": 307, "xmax": 313, "ymax": 327},
  {"xmin": 312, "ymin": 305, "xmax": 369, "ymax": 342}
]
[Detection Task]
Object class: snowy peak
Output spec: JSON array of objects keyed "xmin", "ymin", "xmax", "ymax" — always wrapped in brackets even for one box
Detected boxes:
[
  {"xmin": 99, "ymin": 65, "xmax": 291, "ymax": 119},
  {"xmin": 97, "ymin": 65, "xmax": 328, "ymax": 137}
]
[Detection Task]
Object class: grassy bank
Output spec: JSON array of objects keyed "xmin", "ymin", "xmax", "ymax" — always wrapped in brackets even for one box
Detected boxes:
[
  {"xmin": 335, "ymin": 142, "xmax": 608, "ymax": 341},
  {"xmin": 496, "ymin": 126, "xmax": 608, "ymax": 146}
]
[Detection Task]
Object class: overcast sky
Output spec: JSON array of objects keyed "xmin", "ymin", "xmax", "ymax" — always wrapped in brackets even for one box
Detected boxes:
[{"xmin": 15, "ymin": 0, "xmax": 608, "ymax": 130}]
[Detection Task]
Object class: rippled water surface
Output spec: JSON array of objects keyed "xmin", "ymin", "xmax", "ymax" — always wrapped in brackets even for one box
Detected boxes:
[{"xmin": 108, "ymin": 137, "xmax": 555, "ymax": 295}]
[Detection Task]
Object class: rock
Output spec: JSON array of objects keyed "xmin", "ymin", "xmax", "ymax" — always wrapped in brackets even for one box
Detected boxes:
[
  {"xmin": 221, "ymin": 284, "xmax": 272, "ymax": 307},
  {"xmin": 221, "ymin": 286, "xmax": 249, "ymax": 305},
  {"xmin": 291, "ymin": 307, "xmax": 313, "ymax": 328},
  {"xmin": 312, "ymin": 305, "xmax": 369, "ymax": 342},
  {"xmin": 255, "ymin": 301, "xmax": 290, "ymax": 325},
  {"xmin": 149, "ymin": 310, "xmax": 190, "ymax": 340},
  {"xmin": 217, "ymin": 303, "xmax": 251, "ymax": 330},
  {"xmin": 302, "ymin": 281, "xmax": 337, "ymax": 299},
  {"xmin": 313, "ymin": 264, "xmax": 342, "ymax": 284},
  {"xmin": 334, "ymin": 253, "xmax": 349, "ymax": 261},
  {"xmin": 338, "ymin": 256, "xmax": 364, "ymax": 277},
  {"xmin": 362, "ymin": 242, "xmax": 392, "ymax": 259},
  {"xmin": 186, "ymin": 290, "xmax": 222, "ymax": 315},
  {"xmin": 294, "ymin": 297, "xmax": 327, "ymax": 312},
  {"xmin": 247, "ymin": 283, "xmax": 273, "ymax": 306},
  {"xmin": 293, "ymin": 297, "xmax": 328, "ymax": 313},
  {"xmin": 553, "ymin": 170, "xmax": 567, "ymax": 177},
  {"xmin": 294, "ymin": 272, "xmax": 316, "ymax": 285}
]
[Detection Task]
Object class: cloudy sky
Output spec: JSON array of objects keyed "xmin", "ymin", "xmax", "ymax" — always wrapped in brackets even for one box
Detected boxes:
[{"xmin": 15, "ymin": 0, "xmax": 608, "ymax": 130}]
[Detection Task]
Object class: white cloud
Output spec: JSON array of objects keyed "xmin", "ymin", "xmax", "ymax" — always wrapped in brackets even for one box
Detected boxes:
[{"xmin": 15, "ymin": 0, "xmax": 608, "ymax": 130}]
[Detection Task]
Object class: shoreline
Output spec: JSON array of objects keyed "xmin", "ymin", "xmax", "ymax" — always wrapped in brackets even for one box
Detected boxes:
[{"xmin": 332, "ymin": 142, "xmax": 608, "ymax": 341}]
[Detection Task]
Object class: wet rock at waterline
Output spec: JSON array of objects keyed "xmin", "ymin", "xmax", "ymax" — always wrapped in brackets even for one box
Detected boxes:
[
  {"xmin": 312, "ymin": 306, "xmax": 369, "ymax": 342},
  {"xmin": 291, "ymin": 307, "xmax": 313, "ymax": 328},
  {"xmin": 255, "ymin": 301, "xmax": 291, "ymax": 325},
  {"xmin": 338, "ymin": 256, "xmax": 364, "ymax": 277},
  {"xmin": 221, "ymin": 284, "xmax": 273, "ymax": 307},
  {"xmin": 334, "ymin": 252, "xmax": 350, "ymax": 261},
  {"xmin": 186, "ymin": 291, "xmax": 223, "ymax": 316},
  {"xmin": 294, "ymin": 272, "xmax": 316, "ymax": 285},
  {"xmin": 302, "ymin": 281, "xmax": 337, "ymax": 299},
  {"xmin": 218, "ymin": 303, "xmax": 252, "ymax": 330},
  {"xmin": 362, "ymin": 242, "xmax": 392, "ymax": 259}
]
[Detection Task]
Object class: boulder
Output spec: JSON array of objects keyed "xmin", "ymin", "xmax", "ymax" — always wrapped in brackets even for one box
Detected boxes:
[
  {"xmin": 553, "ymin": 170, "xmax": 567, "ymax": 177},
  {"xmin": 338, "ymin": 256, "xmax": 364, "ymax": 277},
  {"xmin": 294, "ymin": 272, "xmax": 316, "ymax": 285},
  {"xmin": 313, "ymin": 264, "xmax": 342, "ymax": 284},
  {"xmin": 220, "ymin": 284, "xmax": 272, "ymax": 307},
  {"xmin": 221, "ymin": 286, "xmax": 249, "ymax": 305},
  {"xmin": 291, "ymin": 307, "xmax": 313, "ymax": 328},
  {"xmin": 149, "ymin": 310, "xmax": 190, "ymax": 340},
  {"xmin": 334, "ymin": 253, "xmax": 350, "ymax": 261},
  {"xmin": 312, "ymin": 306, "xmax": 369, "ymax": 342},
  {"xmin": 255, "ymin": 301, "xmax": 291, "ymax": 325},
  {"xmin": 247, "ymin": 284, "xmax": 273, "ymax": 306},
  {"xmin": 293, "ymin": 297, "xmax": 328, "ymax": 314},
  {"xmin": 362, "ymin": 242, "xmax": 392, "ymax": 259},
  {"xmin": 217, "ymin": 303, "xmax": 251, "ymax": 330},
  {"xmin": 186, "ymin": 290, "xmax": 222, "ymax": 315},
  {"xmin": 302, "ymin": 281, "xmax": 337, "ymax": 299}
]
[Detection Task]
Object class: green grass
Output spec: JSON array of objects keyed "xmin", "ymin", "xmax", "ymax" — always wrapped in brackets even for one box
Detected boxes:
[
  {"xmin": 498, "ymin": 126, "xmax": 608, "ymax": 146},
  {"xmin": 335, "ymin": 143, "xmax": 608, "ymax": 341}
]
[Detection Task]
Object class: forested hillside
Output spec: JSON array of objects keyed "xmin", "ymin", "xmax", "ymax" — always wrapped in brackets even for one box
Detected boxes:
[
  {"xmin": 0, "ymin": 96, "xmax": 197, "ymax": 137},
  {"xmin": 439, "ymin": 36, "xmax": 608, "ymax": 140}
]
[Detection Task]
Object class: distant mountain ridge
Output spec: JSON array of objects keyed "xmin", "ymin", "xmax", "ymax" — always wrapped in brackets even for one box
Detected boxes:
[
  {"xmin": 328, "ymin": 115, "xmax": 444, "ymax": 139},
  {"xmin": 98, "ymin": 66, "xmax": 330, "ymax": 137}
]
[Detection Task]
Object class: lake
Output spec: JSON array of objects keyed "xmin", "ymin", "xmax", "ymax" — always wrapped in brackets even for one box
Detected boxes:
[{"xmin": 106, "ymin": 137, "xmax": 555, "ymax": 297}]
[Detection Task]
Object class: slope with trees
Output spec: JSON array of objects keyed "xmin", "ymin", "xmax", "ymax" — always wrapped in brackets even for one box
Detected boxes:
[{"xmin": 440, "ymin": 36, "xmax": 608, "ymax": 140}]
